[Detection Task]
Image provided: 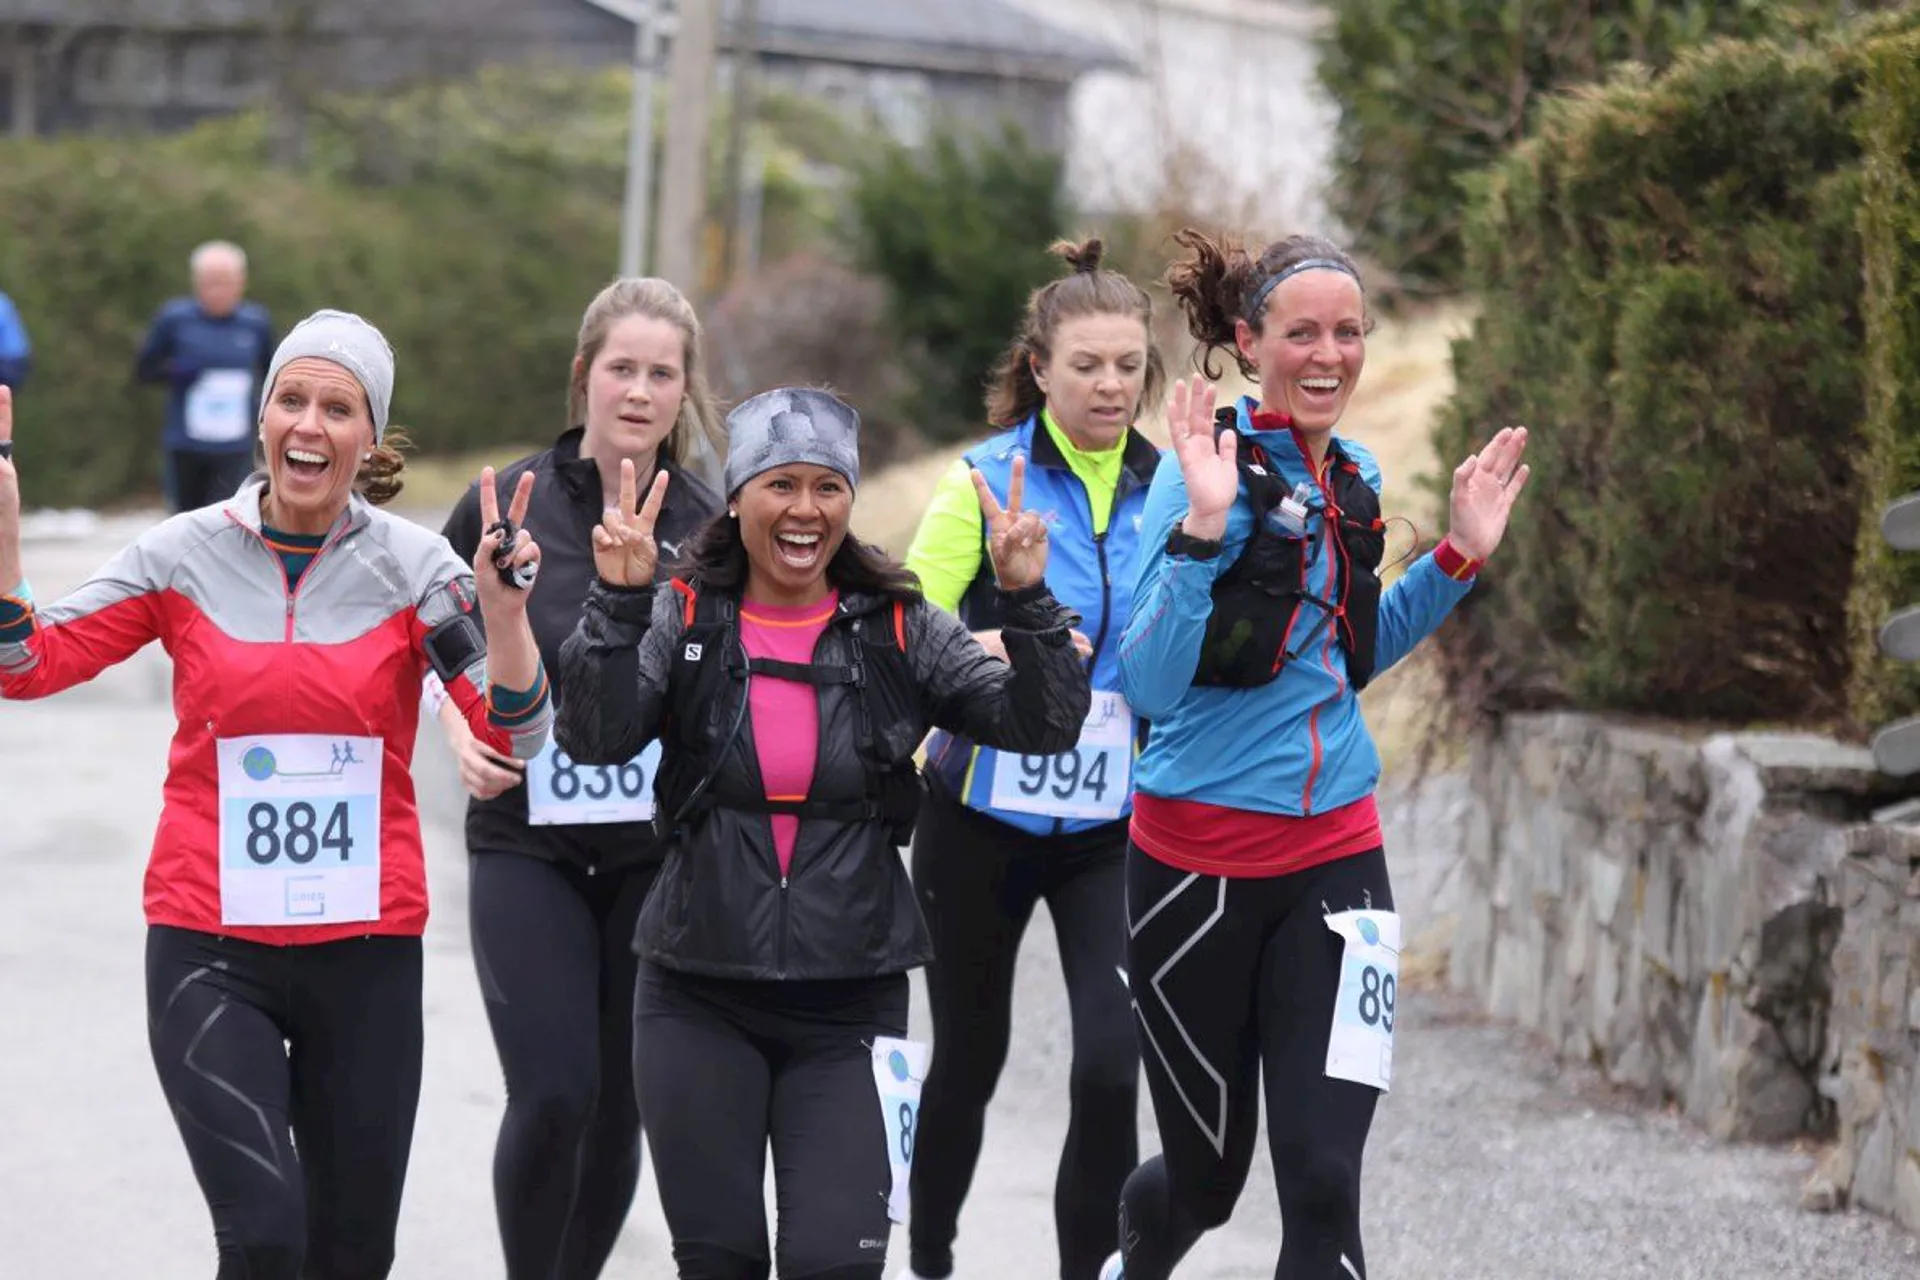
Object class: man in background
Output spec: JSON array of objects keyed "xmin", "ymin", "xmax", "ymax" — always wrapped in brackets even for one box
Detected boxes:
[
  {"xmin": 135, "ymin": 241, "xmax": 276, "ymax": 513},
  {"xmin": 0, "ymin": 290, "xmax": 30, "ymax": 391}
]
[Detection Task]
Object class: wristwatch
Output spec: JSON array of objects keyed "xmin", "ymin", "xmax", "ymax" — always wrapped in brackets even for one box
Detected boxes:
[{"xmin": 1166, "ymin": 524, "xmax": 1224, "ymax": 560}]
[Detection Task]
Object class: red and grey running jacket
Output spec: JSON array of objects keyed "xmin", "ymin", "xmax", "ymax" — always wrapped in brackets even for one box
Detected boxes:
[{"xmin": 0, "ymin": 482, "xmax": 550, "ymax": 945}]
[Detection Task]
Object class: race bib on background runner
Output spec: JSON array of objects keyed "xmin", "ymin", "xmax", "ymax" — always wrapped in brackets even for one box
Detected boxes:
[
  {"xmin": 218, "ymin": 735, "xmax": 381, "ymax": 926},
  {"xmin": 988, "ymin": 690, "xmax": 1133, "ymax": 821},
  {"xmin": 1324, "ymin": 909, "xmax": 1400, "ymax": 1092},
  {"xmin": 183, "ymin": 369, "xmax": 255, "ymax": 444},
  {"xmin": 870, "ymin": 1036, "xmax": 929, "ymax": 1225}
]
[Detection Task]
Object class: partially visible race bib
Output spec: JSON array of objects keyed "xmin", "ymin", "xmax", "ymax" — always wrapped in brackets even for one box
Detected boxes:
[
  {"xmin": 524, "ymin": 738, "xmax": 663, "ymax": 826},
  {"xmin": 987, "ymin": 690, "xmax": 1133, "ymax": 821},
  {"xmin": 184, "ymin": 369, "xmax": 255, "ymax": 444},
  {"xmin": 218, "ymin": 735, "xmax": 382, "ymax": 926},
  {"xmin": 870, "ymin": 1036, "xmax": 929, "ymax": 1225},
  {"xmin": 1324, "ymin": 909, "xmax": 1400, "ymax": 1092}
]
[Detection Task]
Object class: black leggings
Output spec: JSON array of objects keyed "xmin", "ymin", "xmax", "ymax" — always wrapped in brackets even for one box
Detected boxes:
[
  {"xmin": 145, "ymin": 924, "xmax": 423, "ymax": 1280},
  {"xmin": 1117, "ymin": 844, "xmax": 1393, "ymax": 1280},
  {"xmin": 634, "ymin": 962, "xmax": 907, "ymax": 1280},
  {"xmin": 470, "ymin": 851, "xmax": 658, "ymax": 1279},
  {"xmin": 907, "ymin": 791, "xmax": 1139, "ymax": 1280}
]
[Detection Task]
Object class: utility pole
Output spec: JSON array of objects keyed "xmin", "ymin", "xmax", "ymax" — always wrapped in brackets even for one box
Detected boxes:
[
  {"xmin": 717, "ymin": 0, "xmax": 761, "ymax": 287},
  {"xmin": 617, "ymin": 0, "xmax": 663, "ymax": 277},
  {"xmin": 654, "ymin": 0, "xmax": 720, "ymax": 296}
]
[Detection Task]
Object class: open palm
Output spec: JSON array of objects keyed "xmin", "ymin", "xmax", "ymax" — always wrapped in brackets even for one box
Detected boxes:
[
  {"xmin": 1166, "ymin": 377, "xmax": 1237, "ymax": 532},
  {"xmin": 1447, "ymin": 426, "xmax": 1531, "ymax": 561}
]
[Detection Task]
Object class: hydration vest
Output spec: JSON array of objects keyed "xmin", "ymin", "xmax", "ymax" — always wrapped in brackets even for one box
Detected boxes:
[
  {"xmin": 652, "ymin": 579, "xmax": 927, "ymax": 846},
  {"xmin": 1191, "ymin": 407, "xmax": 1386, "ymax": 691}
]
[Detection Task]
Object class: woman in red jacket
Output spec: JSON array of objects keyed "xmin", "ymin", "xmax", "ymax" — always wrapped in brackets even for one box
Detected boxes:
[{"xmin": 0, "ymin": 309, "xmax": 550, "ymax": 1279}]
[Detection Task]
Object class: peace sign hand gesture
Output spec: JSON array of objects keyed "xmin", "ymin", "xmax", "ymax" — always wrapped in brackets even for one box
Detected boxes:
[
  {"xmin": 974, "ymin": 454, "xmax": 1050, "ymax": 592},
  {"xmin": 1446, "ymin": 426, "xmax": 1531, "ymax": 562},
  {"xmin": 592, "ymin": 458, "xmax": 670, "ymax": 588},
  {"xmin": 473, "ymin": 465, "xmax": 543, "ymax": 621},
  {"xmin": 1166, "ymin": 377, "xmax": 1237, "ymax": 539}
]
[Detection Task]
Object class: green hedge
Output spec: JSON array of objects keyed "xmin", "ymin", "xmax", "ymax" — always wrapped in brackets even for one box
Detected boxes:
[
  {"xmin": 1847, "ymin": 30, "xmax": 1920, "ymax": 727},
  {"xmin": 1314, "ymin": 0, "xmax": 1896, "ymax": 292},
  {"xmin": 1431, "ymin": 11, "xmax": 1920, "ymax": 729}
]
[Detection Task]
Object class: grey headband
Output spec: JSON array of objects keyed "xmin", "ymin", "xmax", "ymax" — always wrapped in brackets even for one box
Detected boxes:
[
  {"xmin": 723, "ymin": 387, "xmax": 861, "ymax": 496},
  {"xmin": 260, "ymin": 309, "xmax": 396, "ymax": 442},
  {"xmin": 1243, "ymin": 258, "xmax": 1363, "ymax": 322}
]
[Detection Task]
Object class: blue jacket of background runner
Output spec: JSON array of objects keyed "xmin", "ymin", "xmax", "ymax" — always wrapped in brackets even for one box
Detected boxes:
[
  {"xmin": 1120, "ymin": 395, "xmax": 1475, "ymax": 817},
  {"xmin": 134, "ymin": 298, "xmax": 276, "ymax": 455},
  {"xmin": 922, "ymin": 414, "xmax": 1162, "ymax": 836}
]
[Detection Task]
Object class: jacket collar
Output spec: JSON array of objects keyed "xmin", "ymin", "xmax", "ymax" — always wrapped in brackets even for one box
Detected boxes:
[
  {"xmin": 227, "ymin": 476, "xmax": 371, "ymax": 540},
  {"xmin": 1022, "ymin": 412, "xmax": 1160, "ymax": 489},
  {"xmin": 552, "ymin": 425, "xmax": 718, "ymax": 527}
]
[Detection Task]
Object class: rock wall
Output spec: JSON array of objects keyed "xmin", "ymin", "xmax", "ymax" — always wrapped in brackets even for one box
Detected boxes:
[
  {"xmin": 1446, "ymin": 713, "xmax": 1902, "ymax": 1146},
  {"xmin": 1816, "ymin": 822, "xmax": 1920, "ymax": 1231}
]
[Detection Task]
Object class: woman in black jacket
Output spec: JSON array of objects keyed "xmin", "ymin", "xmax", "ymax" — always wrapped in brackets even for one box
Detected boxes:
[
  {"xmin": 430, "ymin": 277, "xmax": 724, "ymax": 1280},
  {"xmin": 556, "ymin": 386, "xmax": 1091, "ymax": 1280}
]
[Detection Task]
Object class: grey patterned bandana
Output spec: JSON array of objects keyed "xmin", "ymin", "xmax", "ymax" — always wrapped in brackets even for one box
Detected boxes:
[{"xmin": 723, "ymin": 387, "xmax": 861, "ymax": 496}]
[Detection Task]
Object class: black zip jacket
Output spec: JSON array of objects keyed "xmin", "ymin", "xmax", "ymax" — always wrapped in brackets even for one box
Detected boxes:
[
  {"xmin": 554, "ymin": 577, "xmax": 1090, "ymax": 979},
  {"xmin": 441, "ymin": 427, "xmax": 721, "ymax": 871}
]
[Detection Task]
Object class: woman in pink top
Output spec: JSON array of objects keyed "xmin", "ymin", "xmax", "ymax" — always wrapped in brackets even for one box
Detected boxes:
[{"xmin": 555, "ymin": 387, "xmax": 1094, "ymax": 1280}]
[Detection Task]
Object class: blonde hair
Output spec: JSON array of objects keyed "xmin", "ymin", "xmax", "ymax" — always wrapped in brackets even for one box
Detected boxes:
[{"xmin": 567, "ymin": 277, "xmax": 725, "ymax": 466}]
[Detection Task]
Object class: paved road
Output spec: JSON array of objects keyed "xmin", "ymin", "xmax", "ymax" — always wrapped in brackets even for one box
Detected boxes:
[{"xmin": 3, "ymin": 511, "xmax": 1916, "ymax": 1278}]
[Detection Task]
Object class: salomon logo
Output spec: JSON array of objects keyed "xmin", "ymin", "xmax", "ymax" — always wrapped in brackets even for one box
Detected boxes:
[{"xmin": 684, "ymin": 643, "xmax": 703, "ymax": 661}]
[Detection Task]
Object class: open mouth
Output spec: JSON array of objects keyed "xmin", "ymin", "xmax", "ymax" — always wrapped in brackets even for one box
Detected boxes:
[
  {"xmin": 285, "ymin": 447, "xmax": 331, "ymax": 480},
  {"xmin": 774, "ymin": 530, "xmax": 823, "ymax": 570},
  {"xmin": 1296, "ymin": 376, "xmax": 1343, "ymax": 400}
]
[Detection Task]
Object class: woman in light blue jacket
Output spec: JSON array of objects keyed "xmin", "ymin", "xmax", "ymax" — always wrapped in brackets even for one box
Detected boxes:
[{"xmin": 1100, "ymin": 229, "xmax": 1532, "ymax": 1280}]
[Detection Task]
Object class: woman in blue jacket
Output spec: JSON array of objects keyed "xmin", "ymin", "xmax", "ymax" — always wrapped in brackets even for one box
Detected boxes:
[
  {"xmin": 1099, "ymin": 230, "xmax": 1531, "ymax": 1280},
  {"xmin": 901, "ymin": 238, "xmax": 1162, "ymax": 1280}
]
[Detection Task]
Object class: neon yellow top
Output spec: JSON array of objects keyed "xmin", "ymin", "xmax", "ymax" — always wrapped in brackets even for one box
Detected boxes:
[{"xmin": 904, "ymin": 409, "xmax": 1129, "ymax": 612}]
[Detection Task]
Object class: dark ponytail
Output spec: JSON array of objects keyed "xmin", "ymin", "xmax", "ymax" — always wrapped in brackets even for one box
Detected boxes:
[{"xmin": 1165, "ymin": 229, "xmax": 1368, "ymax": 381}]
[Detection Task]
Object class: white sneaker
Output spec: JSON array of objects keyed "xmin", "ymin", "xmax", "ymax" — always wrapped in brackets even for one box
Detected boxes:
[{"xmin": 1098, "ymin": 1253, "xmax": 1125, "ymax": 1280}]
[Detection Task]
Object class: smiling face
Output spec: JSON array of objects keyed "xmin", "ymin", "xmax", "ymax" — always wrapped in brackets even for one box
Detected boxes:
[
  {"xmin": 258, "ymin": 357, "xmax": 374, "ymax": 535},
  {"xmin": 1032, "ymin": 311, "xmax": 1150, "ymax": 452},
  {"xmin": 736, "ymin": 463, "xmax": 853, "ymax": 607},
  {"xmin": 1236, "ymin": 269, "xmax": 1367, "ymax": 434},
  {"xmin": 577, "ymin": 313, "xmax": 688, "ymax": 466}
]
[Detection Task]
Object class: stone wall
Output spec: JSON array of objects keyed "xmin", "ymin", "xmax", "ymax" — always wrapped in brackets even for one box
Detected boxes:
[
  {"xmin": 1816, "ymin": 822, "xmax": 1920, "ymax": 1231},
  {"xmin": 1446, "ymin": 713, "xmax": 1905, "ymax": 1149}
]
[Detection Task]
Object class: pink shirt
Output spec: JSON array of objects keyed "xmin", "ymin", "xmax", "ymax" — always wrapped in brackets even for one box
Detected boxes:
[{"xmin": 739, "ymin": 593, "xmax": 838, "ymax": 876}]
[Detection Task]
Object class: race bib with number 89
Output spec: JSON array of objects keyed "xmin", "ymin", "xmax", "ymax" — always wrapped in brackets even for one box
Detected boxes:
[
  {"xmin": 1324, "ymin": 908, "xmax": 1400, "ymax": 1092},
  {"xmin": 988, "ymin": 690, "xmax": 1133, "ymax": 821}
]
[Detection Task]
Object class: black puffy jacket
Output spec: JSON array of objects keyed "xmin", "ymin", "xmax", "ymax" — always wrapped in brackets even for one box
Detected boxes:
[{"xmin": 555, "ymin": 578, "xmax": 1090, "ymax": 980}]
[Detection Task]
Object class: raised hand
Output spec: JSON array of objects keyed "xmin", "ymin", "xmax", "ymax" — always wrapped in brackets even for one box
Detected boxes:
[
  {"xmin": 974, "ymin": 455, "xmax": 1051, "ymax": 592},
  {"xmin": 1446, "ymin": 426, "xmax": 1531, "ymax": 561},
  {"xmin": 473, "ymin": 466, "xmax": 542, "ymax": 619},
  {"xmin": 592, "ymin": 457, "xmax": 670, "ymax": 587},
  {"xmin": 1166, "ymin": 377, "xmax": 1237, "ymax": 538}
]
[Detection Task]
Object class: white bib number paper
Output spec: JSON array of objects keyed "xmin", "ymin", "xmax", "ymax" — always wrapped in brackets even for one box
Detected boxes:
[
  {"xmin": 525, "ymin": 738, "xmax": 662, "ymax": 826},
  {"xmin": 1324, "ymin": 909, "xmax": 1400, "ymax": 1092},
  {"xmin": 184, "ymin": 369, "xmax": 255, "ymax": 444},
  {"xmin": 871, "ymin": 1036, "xmax": 929, "ymax": 1225},
  {"xmin": 218, "ymin": 735, "xmax": 382, "ymax": 926},
  {"xmin": 988, "ymin": 690, "xmax": 1133, "ymax": 821}
]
